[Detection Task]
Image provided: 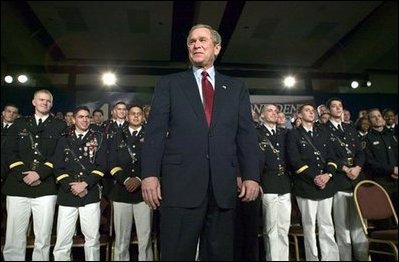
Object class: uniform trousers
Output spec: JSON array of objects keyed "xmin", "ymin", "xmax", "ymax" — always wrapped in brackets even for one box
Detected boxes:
[
  {"xmin": 53, "ymin": 202, "xmax": 100, "ymax": 261},
  {"xmin": 261, "ymin": 193, "xmax": 291, "ymax": 261},
  {"xmin": 3, "ymin": 195, "xmax": 57, "ymax": 261},
  {"xmin": 296, "ymin": 196, "xmax": 339, "ymax": 261},
  {"xmin": 113, "ymin": 201, "xmax": 153, "ymax": 261},
  {"xmin": 333, "ymin": 191, "xmax": 369, "ymax": 261}
]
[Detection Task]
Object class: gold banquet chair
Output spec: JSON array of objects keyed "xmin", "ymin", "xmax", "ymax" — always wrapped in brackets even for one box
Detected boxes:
[{"xmin": 353, "ymin": 180, "xmax": 398, "ymax": 261}]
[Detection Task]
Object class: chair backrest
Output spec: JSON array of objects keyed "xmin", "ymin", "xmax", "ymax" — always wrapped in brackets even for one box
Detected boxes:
[{"xmin": 354, "ymin": 180, "xmax": 398, "ymax": 234}]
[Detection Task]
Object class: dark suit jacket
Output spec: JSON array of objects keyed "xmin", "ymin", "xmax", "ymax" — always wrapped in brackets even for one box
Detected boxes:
[{"xmin": 141, "ymin": 69, "xmax": 259, "ymax": 209}]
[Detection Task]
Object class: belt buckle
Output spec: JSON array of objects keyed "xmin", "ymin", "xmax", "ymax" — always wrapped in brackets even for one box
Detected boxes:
[
  {"xmin": 347, "ymin": 158, "xmax": 354, "ymax": 166},
  {"xmin": 31, "ymin": 159, "xmax": 40, "ymax": 170},
  {"xmin": 277, "ymin": 165, "xmax": 284, "ymax": 176}
]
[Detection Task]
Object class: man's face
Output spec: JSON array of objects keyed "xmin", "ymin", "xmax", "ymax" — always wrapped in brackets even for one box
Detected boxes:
[
  {"xmin": 384, "ymin": 111, "xmax": 395, "ymax": 126},
  {"xmin": 328, "ymin": 100, "xmax": 343, "ymax": 119},
  {"xmin": 187, "ymin": 27, "xmax": 221, "ymax": 69},
  {"xmin": 261, "ymin": 105, "xmax": 278, "ymax": 124},
  {"xmin": 65, "ymin": 112, "xmax": 74, "ymax": 126},
  {"xmin": 299, "ymin": 105, "xmax": 315, "ymax": 123},
  {"xmin": 92, "ymin": 112, "xmax": 104, "ymax": 124},
  {"xmin": 127, "ymin": 107, "xmax": 144, "ymax": 128},
  {"xmin": 2, "ymin": 106, "xmax": 18, "ymax": 123},
  {"xmin": 113, "ymin": 104, "xmax": 127, "ymax": 120},
  {"xmin": 32, "ymin": 92, "xmax": 52, "ymax": 115},
  {"xmin": 368, "ymin": 110, "xmax": 385, "ymax": 128},
  {"xmin": 74, "ymin": 110, "xmax": 90, "ymax": 132}
]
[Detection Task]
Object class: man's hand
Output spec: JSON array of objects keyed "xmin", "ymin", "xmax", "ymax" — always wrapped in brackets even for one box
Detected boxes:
[
  {"xmin": 124, "ymin": 177, "xmax": 141, "ymax": 192},
  {"xmin": 30, "ymin": 180, "xmax": 42, "ymax": 187},
  {"xmin": 141, "ymin": 177, "xmax": 162, "ymax": 209},
  {"xmin": 238, "ymin": 180, "xmax": 259, "ymax": 202},
  {"xmin": 78, "ymin": 189, "xmax": 88, "ymax": 198},
  {"xmin": 22, "ymin": 171, "xmax": 40, "ymax": 186},
  {"xmin": 347, "ymin": 166, "xmax": 362, "ymax": 180},
  {"xmin": 69, "ymin": 181, "xmax": 88, "ymax": 196},
  {"xmin": 314, "ymin": 173, "xmax": 330, "ymax": 189}
]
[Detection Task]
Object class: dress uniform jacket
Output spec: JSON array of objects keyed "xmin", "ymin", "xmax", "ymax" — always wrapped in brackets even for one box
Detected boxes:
[
  {"xmin": 256, "ymin": 125, "xmax": 291, "ymax": 194},
  {"xmin": 364, "ymin": 127, "xmax": 398, "ymax": 194},
  {"xmin": 324, "ymin": 121, "xmax": 365, "ymax": 191},
  {"xmin": 108, "ymin": 126, "xmax": 144, "ymax": 203},
  {"xmin": 53, "ymin": 129, "xmax": 107, "ymax": 206},
  {"xmin": 2, "ymin": 115, "xmax": 67, "ymax": 197},
  {"xmin": 286, "ymin": 126, "xmax": 338, "ymax": 199},
  {"xmin": 1, "ymin": 124, "xmax": 12, "ymax": 180}
]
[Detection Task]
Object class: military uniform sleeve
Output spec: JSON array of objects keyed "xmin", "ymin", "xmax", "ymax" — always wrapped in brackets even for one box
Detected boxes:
[
  {"xmin": 286, "ymin": 129, "xmax": 318, "ymax": 183},
  {"xmin": 108, "ymin": 133, "xmax": 129, "ymax": 184},
  {"xmin": 53, "ymin": 137, "xmax": 74, "ymax": 192},
  {"xmin": 4, "ymin": 121, "xmax": 29, "ymax": 181}
]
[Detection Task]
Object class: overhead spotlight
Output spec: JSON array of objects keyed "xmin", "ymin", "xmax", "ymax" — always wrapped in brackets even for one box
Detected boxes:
[
  {"xmin": 4, "ymin": 75, "xmax": 13, "ymax": 83},
  {"xmin": 350, "ymin": 81, "xmax": 359, "ymax": 89},
  {"xmin": 102, "ymin": 72, "xmax": 116, "ymax": 86},
  {"xmin": 17, "ymin": 74, "xmax": 28, "ymax": 83},
  {"xmin": 283, "ymin": 76, "xmax": 296, "ymax": 88}
]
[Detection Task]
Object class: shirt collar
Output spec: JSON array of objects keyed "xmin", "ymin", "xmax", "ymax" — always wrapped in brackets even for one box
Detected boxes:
[
  {"xmin": 193, "ymin": 66, "xmax": 215, "ymax": 82},
  {"xmin": 129, "ymin": 126, "xmax": 142, "ymax": 135},
  {"xmin": 34, "ymin": 114, "xmax": 49, "ymax": 123}
]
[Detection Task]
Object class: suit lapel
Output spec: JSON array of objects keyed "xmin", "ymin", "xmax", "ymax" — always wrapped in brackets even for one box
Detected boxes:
[
  {"xmin": 210, "ymin": 72, "xmax": 228, "ymax": 128},
  {"xmin": 180, "ymin": 70, "xmax": 208, "ymax": 126}
]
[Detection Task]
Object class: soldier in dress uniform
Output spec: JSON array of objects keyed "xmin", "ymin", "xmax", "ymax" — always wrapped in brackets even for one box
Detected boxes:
[
  {"xmin": 109, "ymin": 104, "xmax": 154, "ymax": 261},
  {"xmin": 325, "ymin": 97, "xmax": 368, "ymax": 261},
  {"xmin": 2, "ymin": 89, "xmax": 67, "ymax": 261},
  {"xmin": 364, "ymin": 108, "xmax": 398, "ymax": 213},
  {"xmin": 1, "ymin": 103, "xmax": 19, "ymax": 240},
  {"xmin": 286, "ymin": 103, "xmax": 339, "ymax": 261},
  {"xmin": 382, "ymin": 108, "xmax": 398, "ymax": 138},
  {"xmin": 256, "ymin": 104, "xmax": 291, "ymax": 261},
  {"xmin": 52, "ymin": 106, "xmax": 107, "ymax": 261},
  {"xmin": 1, "ymin": 103, "xmax": 19, "ymax": 181},
  {"xmin": 102, "ymin": 101, "xmax": 128, "ymax": 198}
]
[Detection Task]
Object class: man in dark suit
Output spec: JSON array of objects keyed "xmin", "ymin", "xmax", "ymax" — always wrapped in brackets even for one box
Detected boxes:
[{"xmin": 141, "ymin": 24, "xmax": 260, "ymax": 261}]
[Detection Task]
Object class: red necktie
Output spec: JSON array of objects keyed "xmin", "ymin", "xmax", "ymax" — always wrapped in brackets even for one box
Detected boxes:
[{"xmin": 201, "ymin": 71, "xmax": 214, "ymax": 127}]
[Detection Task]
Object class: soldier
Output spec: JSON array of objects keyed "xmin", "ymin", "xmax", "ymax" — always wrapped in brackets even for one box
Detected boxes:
[
  {"xmin": 102, "ymin": 101, "xmax": 128, "ymax": 197},
  {"xmin": 91, "ymin": 109, "xmax": 105, "ymax": 129},
  {"xmin": 382, "ymin": 108, "xmax": 398, "ymax": 138},
  {"xmin": 1, "ymin": 103, "xmax": 19, "ymax": 239},
  {"xmin": 109, "ymin": 104, "xmax": 153, "ymax": 261},
  {"xmin": 325, "ymin": 97, "xmax": 368, "ymax": 261},
  {"xmin": 52, "ymin": 106, "xmax": 107, "ymax": 261},
  {"xmin": 286, "ymin": 103, "xmax": 339, "ymax": 261},
  {"xmin": 1, "ymin": 103, "xmax": 19, "ymax": 181},
  {"xmin": 257, "ymin": 104, "xmax": 291, "ymax": 261},
  {"xmin": 2, "ymin": 89, "xmax": 67, "ymax": 261},
  {"xmin": 364, "ymin": 108, "xmax": 398, "ymax": 213}
]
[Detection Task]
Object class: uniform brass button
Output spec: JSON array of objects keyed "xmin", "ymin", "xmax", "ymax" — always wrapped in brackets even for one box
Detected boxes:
[
  {"xmin": 35, "ymin": 135, "xmax": 39, "ymax": 138},
  {"xmin": 132, "ymin": 145, "xmax": 136, "ymax": 148},
  {"xmin": 79, "ymin": 172, "xmax": 83, "ymax": 175},
  {"xmin": 79, "ymin": 156, "xmax": 82, "ymax": 159}
]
